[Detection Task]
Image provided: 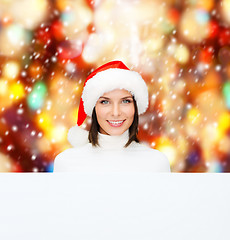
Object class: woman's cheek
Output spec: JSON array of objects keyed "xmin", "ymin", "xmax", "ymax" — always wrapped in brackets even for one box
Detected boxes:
[
  {"xmin": 125, "ymin": 105, "xmax": 135, "ymax": 116},
  {"xmin": 97, "ymin": 106, "xmax": 109, "ymax": 118}
]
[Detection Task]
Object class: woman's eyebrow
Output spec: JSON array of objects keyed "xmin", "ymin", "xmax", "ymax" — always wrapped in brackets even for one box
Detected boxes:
[
  {"xmin": 99, "ymin": 97, "xmax": 110, "ymax": 100},
  {"xmin": 121, "ymin": 96, "xmax": 133, "ymax": 99}
]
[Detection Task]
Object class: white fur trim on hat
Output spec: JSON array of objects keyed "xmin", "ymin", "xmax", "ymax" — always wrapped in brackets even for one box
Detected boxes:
[
  {"xmin": 82, "ymin": 68, "xmax": 149, "ymax": 116},
  {"xmin": 67, "ymin": 125, "xmax": 89, "ymax": 147}
]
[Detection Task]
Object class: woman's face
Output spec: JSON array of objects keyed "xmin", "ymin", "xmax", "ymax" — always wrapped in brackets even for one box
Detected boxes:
[{"xmin": 95, "ymin": 88, "xmax": 135, "ymax": 135}]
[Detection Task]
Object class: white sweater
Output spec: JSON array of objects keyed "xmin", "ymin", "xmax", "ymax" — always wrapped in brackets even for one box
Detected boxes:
[{"xmin": 53, "ymin": 130, "xmax": 171, "ymax": 172}]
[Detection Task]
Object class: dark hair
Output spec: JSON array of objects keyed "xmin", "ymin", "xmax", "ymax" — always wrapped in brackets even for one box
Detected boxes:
[{"xmin": 88, "ymin": 96, "xmax": 139, "ymax": 147}]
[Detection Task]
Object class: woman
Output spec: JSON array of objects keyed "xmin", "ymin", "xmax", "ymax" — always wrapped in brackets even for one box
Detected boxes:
[{"xmin": 53, "ymin": 60, "xmax": 171, "ymax": 172}]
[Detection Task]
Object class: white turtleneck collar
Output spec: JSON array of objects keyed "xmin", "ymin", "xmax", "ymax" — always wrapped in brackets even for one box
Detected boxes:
[{"xmin": 97, "ymin": 130, "xmax": 129, "ymax": 150}]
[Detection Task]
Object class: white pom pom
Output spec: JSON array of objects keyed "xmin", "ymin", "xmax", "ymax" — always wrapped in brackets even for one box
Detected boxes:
[{"xmin": 67, "ymin": 125, "xmax": 89, "ymax": 147}]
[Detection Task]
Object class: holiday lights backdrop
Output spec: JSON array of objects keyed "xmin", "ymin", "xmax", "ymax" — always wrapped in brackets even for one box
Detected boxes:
[{"xmin": 0, "ymin": 0, "xmax": 230, "ymax": 172}]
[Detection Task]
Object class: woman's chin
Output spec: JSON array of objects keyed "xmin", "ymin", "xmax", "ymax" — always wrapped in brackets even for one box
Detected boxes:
[{"xmin": 103, "ymin": 128, "xmax": 126, "ymax": 136}]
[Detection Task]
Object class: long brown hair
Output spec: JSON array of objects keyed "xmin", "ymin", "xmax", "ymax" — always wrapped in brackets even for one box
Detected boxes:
[{"xmin": 88, "ymin": 96, "xmax": 139, "ymax": 147}]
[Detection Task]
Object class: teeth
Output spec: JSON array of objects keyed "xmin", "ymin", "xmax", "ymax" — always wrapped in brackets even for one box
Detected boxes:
[{"xmin": 108, "ymin": 120, "xmax": 124, "ymax": 124}]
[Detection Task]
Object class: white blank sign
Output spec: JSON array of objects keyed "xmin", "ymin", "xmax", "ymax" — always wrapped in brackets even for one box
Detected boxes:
[{"xmin": 0, "ymin": 173, "xmax": 229, "ymax": 240}]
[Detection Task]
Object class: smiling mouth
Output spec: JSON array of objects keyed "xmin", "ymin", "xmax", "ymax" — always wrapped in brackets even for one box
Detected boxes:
[{"xmin": 107, "ymin": 120, "xmax": 126, "ymax": 127}]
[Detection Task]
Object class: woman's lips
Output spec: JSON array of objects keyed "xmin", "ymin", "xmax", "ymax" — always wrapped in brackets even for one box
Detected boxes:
[{"xmin": 107, "ymin": 120, "xmax": 126, "ymax": 127}]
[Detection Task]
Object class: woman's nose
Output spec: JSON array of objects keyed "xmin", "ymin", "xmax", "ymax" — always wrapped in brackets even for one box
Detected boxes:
[{"xmin": 111, "ymin": 103, "xmax": 121, "ymax": 116}]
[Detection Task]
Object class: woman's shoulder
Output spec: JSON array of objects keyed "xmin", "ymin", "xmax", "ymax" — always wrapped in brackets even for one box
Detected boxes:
[
  {"xmin": 130, "ymin": 141, "xmax": 166, "ymax": 156},
  {"xmin": 53, "ymin": 144, "xmax": 93, "ymax": 172},
  {"xmin": 55, "ymin": 144, "xmax": 92, "ymax": 159},
  {"xmin": 131, "ymin": 142, "xmax": 162, "ymax": 155},
  {"xmin": 129, "ymin": 141, "xmax": 171, "ymax": 172},
  {"xmin": 129, "ymin": 141, "xmax": 158, "ymax": 151}
]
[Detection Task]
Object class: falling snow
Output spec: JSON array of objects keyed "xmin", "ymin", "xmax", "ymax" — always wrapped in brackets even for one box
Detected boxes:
[{"xmin": 0, "ymin": 0, "xmax": 229, "ymax": 172}]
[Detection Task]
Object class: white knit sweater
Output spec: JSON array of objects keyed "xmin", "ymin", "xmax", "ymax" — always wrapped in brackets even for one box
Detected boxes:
[{"xmin": 53, "ymin": 130, "xmax": 171, "ymax": 172}]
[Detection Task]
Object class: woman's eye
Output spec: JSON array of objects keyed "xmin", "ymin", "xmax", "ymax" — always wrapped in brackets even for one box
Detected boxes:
[
  {"xmin": 122, "ymin": 99, "xmax": 131, "ymax": 103},
  {"xmin": 100, "ymin": 100, "xmax": 109, "ymax": 104}
]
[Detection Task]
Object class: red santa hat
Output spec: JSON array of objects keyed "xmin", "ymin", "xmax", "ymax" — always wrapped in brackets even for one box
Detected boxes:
[{"xmin": 68, "ymin": 60, "xmax": 149, "ymax": 147}]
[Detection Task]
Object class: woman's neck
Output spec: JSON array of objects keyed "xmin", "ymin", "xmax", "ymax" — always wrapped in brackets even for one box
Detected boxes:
[{"xmin": 97, "ymin": 130, "xmax": 129, "ymax": 150}]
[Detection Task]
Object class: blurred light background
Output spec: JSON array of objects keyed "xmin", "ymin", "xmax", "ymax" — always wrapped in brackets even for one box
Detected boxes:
[{"xmin": 0, "ymin": 0, "xmax": 229, "ymax": 172}]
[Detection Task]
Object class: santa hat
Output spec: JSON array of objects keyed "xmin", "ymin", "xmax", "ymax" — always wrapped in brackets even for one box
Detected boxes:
[{"xmin": 68, "ymin": 60, "xmax": 149, "ymax": 147}]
